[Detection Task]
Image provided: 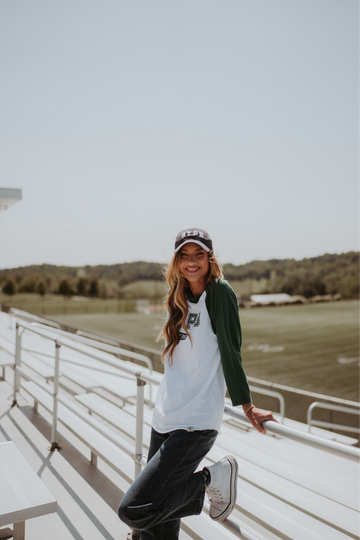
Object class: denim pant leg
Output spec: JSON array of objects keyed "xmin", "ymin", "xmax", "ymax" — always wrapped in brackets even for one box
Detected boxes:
[
  {"xmin": 118, "ymin": 428, "xmax": 218, "ymax": 540},
  {"xmin": 140, "ymin": 429, "xmax": 179, "ymax": 540}
]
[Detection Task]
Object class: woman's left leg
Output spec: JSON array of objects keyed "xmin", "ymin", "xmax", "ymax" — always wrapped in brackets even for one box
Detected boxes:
[{"xmin": 118, "ymin": 428, "xmax": 217, "ymax": 540}]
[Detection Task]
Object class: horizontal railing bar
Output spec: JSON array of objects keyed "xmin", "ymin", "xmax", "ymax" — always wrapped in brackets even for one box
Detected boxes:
[
  {"xmin": 15, "ymin": 321, "xmax": 159, "ymax": 383},
  {"xmin": 55, "ymin": 340, "xmax": 162, "ymax": 385},
  {"xmin": 249, "ymin": 385, "xmax": 283, "ymax": 401},
  {"xmin": 56, "ymin": 393, "xmax": 135, "ymax": 457},
  {"xmin": 224, "ymin": 405, "xmax": 360, "ymax": 462},
  {"xmin": 262, "ymin": 421, "xmax": 360, "ymax": 461},
  {"xmin": 16, "ymin": 320, "xmax": 150, "ymax": 365},
  {"xmin": 31, "ymin": 323, "xmax": 151, "ymax": 365},
  {"xmin": 310, "ymin": 421, "xmax": 360, "ymax": 434},
  {"xmin": 307, "ymin": 401, "xmax": 360, "ymax": 436},
  {"xmin": 247, "ymin": 376, "xmax": 360, "ymax": 408},
  {"xmin": 16, "ymin": 321, "xmax": 61, "ymax": 342},
  {"xmin": 22, "ymin": 347, "xmax": 56, "ymax": 360},
  {"xmin": 202, "ymin": 502, "xmax": 268, "ymax": 540},
  {"xmin": 55, "ymin": 357, "xmax": 134, "ymax": 378},
  {"xmin": 135, "ymin": 371, "xmax": 161, "ymax": 387},
  {"xmin": 18, "ymin": 366, "xmax": 53, "ymax": 392},
  {"xmin": 57, "ymin": 340, "xmax": 142, "ymax": 374},
  {"xmin": 17, "ymin": 367, "xmax": 137, "ymax": 458},
  {"xmin": 308, "ymin": 401, "xmax": 360, "ymax": 415},
  {"xmin": 75, "ymin": 329, "xmax": 155, "ymax": 371},
  {"xmin": 10, "ymin": 308, "xmax": 62, "ymax": 328}
]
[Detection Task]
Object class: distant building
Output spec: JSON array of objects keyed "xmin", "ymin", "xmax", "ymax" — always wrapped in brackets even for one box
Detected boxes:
[
  {"xmin": 0, "ymin": 187, "xmax": 22, "ymax": 210},
  {"xmin": 250, "ymin": 293, "xmax": 306, "ymax": 306}
]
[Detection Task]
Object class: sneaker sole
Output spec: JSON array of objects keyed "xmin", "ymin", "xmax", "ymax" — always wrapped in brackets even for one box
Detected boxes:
[{"xmin": 212, "ymin": 455, "xmax": 238, "ymax": 522}]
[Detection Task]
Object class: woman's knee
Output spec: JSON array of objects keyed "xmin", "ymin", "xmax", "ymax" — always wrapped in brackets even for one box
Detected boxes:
[
  {"xmin": 118, "ymin": 498, "xmax": 154, "ymax": 529},
  {"xmin": 118, "ymin": 500, "xmax": 133, "ymax": 527}
]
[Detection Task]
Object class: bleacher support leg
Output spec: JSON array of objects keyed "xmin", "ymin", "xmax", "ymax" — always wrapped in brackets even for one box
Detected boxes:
[
  {"xmin": 12, "ymin": 324, "xmax": 22, "ymax": 407},
  {"xmin": 91, "ymin": 451, "xmax": 98, "ymax": 467},
  {"xmin": 13, "ymin": 521, "xmax": 25, "ymax": 540},
  {"xmin": 50, "ymin": 342, "xmax": 61, "ymax": 451}
]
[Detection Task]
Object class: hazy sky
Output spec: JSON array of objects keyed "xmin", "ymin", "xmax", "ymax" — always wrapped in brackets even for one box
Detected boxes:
[{"xmin": 0, "ymin": 0, "xmax": 358, "ymax": 269}]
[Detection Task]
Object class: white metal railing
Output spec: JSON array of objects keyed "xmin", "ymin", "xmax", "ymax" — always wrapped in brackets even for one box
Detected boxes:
[
  {"xmin": 248, "ymin": 386, "xmax": 285, "ymax": 423},
  {"xmin": 13, "ymin": 322, "xmax": 266, "ymax": 540},
  {"xmin": 9, "ymin": 307, "xmax": 62, "ymax": 329},
  {"xmin": 9, "ymin": 309, "xmax": 293, "ymax": 419},
  {"xmin": 223, "ymin": 405, "xmax": 359, "ymax": 461},
  {"xmin": 10, "ymin": 320, "xmax": 360, "ymax": 540},
  {"xmin": 12, "ymin": 321, "xmax": 160, "ymax": 454},
  {"xmin": 30, "ymin": 322, "xmax": 154, "ymax": 371},
  {"xmin": 248, "ymin": 375, "xmax": 360, "ymax": 408},
  {"xmin": 13, "ymin": 321, "xmax": 360, "ymax": 464},
  {"xmin": 307, "ymin": 401, "xmax": 360, "ymax": 434},
  {"xmin": 29, "ymin": 322, "xmax": 154, "ymax": 402}
]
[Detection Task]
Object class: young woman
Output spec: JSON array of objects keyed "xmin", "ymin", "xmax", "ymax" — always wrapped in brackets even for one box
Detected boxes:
[{"xmin": 118, "ymin": 228, "xmax": 276, "ymax": 540}]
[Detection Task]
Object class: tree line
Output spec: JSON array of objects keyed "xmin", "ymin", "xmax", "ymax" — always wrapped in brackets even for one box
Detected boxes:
[
  {"xmin": 223, "ymin": 251, "xmax": 359, "ymax": 299},
  {"xmin": 0, "ymin": 251, "xmax": 358, "ymax": 299},
  {"xmin": 0, "ymin": 262, "xmax": 164, "ymax": 299}
]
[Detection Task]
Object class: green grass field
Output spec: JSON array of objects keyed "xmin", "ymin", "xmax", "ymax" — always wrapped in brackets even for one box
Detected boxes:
[
  {"xmin": 49, "ymin": 300, "xmax": 359, "ymax": 402},
  {"xmin": 240, "ymin": 301, "xmax": 359, "ymax": 401}
]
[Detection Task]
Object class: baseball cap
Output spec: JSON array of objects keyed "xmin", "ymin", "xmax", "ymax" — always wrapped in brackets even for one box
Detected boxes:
[{"xmin": 174, "ymin": 228, "xmax": 213, "ymax": 253}]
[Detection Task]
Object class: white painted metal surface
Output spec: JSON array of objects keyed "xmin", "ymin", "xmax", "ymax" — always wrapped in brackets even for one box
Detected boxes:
[
  {"xmin": 307, "ymin": 401, "xmax": 360, "ymax": 434},
  {"xmin": 2, "ymin": 311, "xmax": 360, "ymax": 540},
  {"xmin": 0, "ymin": 441, "xmax": 57, "ymax": 537}
]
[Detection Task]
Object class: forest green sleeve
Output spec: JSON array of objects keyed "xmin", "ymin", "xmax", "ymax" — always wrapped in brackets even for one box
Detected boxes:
[{"xmin": 206, "ymin": 279, "xmax": 251, "ymax": 406}]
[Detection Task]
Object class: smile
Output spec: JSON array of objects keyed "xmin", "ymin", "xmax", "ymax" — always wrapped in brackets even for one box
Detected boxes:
[{"xmin": 185, "ymin": 267, "xmax": 200, "ymax": 273}]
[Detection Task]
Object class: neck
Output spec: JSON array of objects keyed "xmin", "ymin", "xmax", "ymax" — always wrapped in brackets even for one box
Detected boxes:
[{"xmin": 189, "ymin": 281, "xmax": 206, "ymax": 297}]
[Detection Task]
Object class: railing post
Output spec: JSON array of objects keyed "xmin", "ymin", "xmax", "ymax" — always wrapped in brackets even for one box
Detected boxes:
[
  {"xmin": 308, "ymin": 401, "xmax": 319, "ymax": 433},
  {"xmin": 130, "ymin": 373, "xmax": 146, "ymax": 540},
  {"xmin": 50, "ymin": 341, "xmax": 61, "ymax": 451},
  {"xmin": 12, "ymin": 323, "xmax": 22, "ymax": 407},
  {"xmin": 134, "ymin": 373, "xmax": 146, "ymax": 478}
]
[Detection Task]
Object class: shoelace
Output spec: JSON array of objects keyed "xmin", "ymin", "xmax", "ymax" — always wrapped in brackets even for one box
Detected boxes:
[{"xmin": 206, "ymin": 486, "xmax": 224, "ymax": 509}]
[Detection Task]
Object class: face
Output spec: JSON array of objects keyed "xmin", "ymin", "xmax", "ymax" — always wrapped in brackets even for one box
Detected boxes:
[{"xmin": 178, "ymin": 242, "xmax": 210, "ymax": 292}]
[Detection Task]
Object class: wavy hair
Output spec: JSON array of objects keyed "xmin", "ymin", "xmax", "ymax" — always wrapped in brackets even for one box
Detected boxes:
[{"xmin": 158, "ymin": 250, "xmax": 223, "ymax": 364}]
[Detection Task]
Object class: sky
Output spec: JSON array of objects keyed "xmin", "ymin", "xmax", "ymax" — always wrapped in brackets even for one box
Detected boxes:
[{"xmin": 0, "ymin": 0, "xmax": 358, "ymax": 269}]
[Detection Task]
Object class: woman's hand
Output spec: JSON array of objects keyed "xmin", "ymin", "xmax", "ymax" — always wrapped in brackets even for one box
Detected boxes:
[{"xmin": 242, "ymin": 404, "xmax": 278, "ymax": 434}]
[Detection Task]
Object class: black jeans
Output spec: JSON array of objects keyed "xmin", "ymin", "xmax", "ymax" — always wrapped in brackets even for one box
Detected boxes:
[{"xmin": 118, "ymin": 427, "xmax": 218, "ymax": 540}]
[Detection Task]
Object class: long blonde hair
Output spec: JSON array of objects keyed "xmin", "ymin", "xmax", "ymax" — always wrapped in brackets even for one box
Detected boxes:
[{"xmin": 159, "ymin": 250, "xmax": 223, "ymax": 364}]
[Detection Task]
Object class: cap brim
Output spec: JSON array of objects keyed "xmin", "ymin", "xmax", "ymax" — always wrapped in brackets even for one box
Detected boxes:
[{"xmin": 174, "ymin": 239, "xmax": 210, "ymax": 253}]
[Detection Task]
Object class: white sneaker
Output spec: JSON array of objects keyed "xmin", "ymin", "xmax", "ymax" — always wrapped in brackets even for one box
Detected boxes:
[{"xmin": 205, "ymin": 455, "xmax": 238, "ymax": 521}]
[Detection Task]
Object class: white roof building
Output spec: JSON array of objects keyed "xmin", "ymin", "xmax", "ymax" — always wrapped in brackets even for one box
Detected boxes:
[
  {"xmin": 0, "ymin": 187, "xmax": 22, "ymax": 210},
  {"xmin": 250, "ymin": 293, "xmax": 294, "ymax": 305}
]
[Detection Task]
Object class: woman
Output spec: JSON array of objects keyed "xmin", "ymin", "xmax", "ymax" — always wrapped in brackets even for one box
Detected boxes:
[{"xmin": 118, "ymin": 228, "xmax": 276, "ymax": 540}]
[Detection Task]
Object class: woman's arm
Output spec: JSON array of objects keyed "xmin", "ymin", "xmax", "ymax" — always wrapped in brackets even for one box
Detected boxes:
[
  {"xmin": 206, "ymin": 279, "xmax": 252, "ymax": 405},
  {"xmin": 207, "ymin": 280, "xmax": 277, "ymax": 433}
]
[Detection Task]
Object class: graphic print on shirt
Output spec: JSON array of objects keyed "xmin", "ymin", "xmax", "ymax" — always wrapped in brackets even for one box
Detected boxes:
[{"xmin": 179, "ymin": 313, "xmax": 200, "ymax": 340}]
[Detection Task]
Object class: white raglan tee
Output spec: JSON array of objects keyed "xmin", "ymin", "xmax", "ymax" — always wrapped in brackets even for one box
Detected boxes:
[{"xmin": 152, "ymin": 290, "xmax": 226, "ymax": 433}]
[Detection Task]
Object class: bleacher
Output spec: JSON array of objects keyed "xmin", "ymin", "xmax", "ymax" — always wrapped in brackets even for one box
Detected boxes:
[{"xmin": 0, "ymin": 310, "xmax": 359, "ymax": 540}]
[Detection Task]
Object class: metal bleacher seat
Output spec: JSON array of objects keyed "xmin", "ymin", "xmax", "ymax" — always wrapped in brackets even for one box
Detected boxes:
[{"xmin": 2, "ymin": 311, "xmax": 359, "ymax": 540}]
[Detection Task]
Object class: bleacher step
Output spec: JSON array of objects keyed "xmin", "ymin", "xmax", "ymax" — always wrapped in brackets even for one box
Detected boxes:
[{"xmin": 21, "ymin": 380, "xmax": 135, "ymax": 484}]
